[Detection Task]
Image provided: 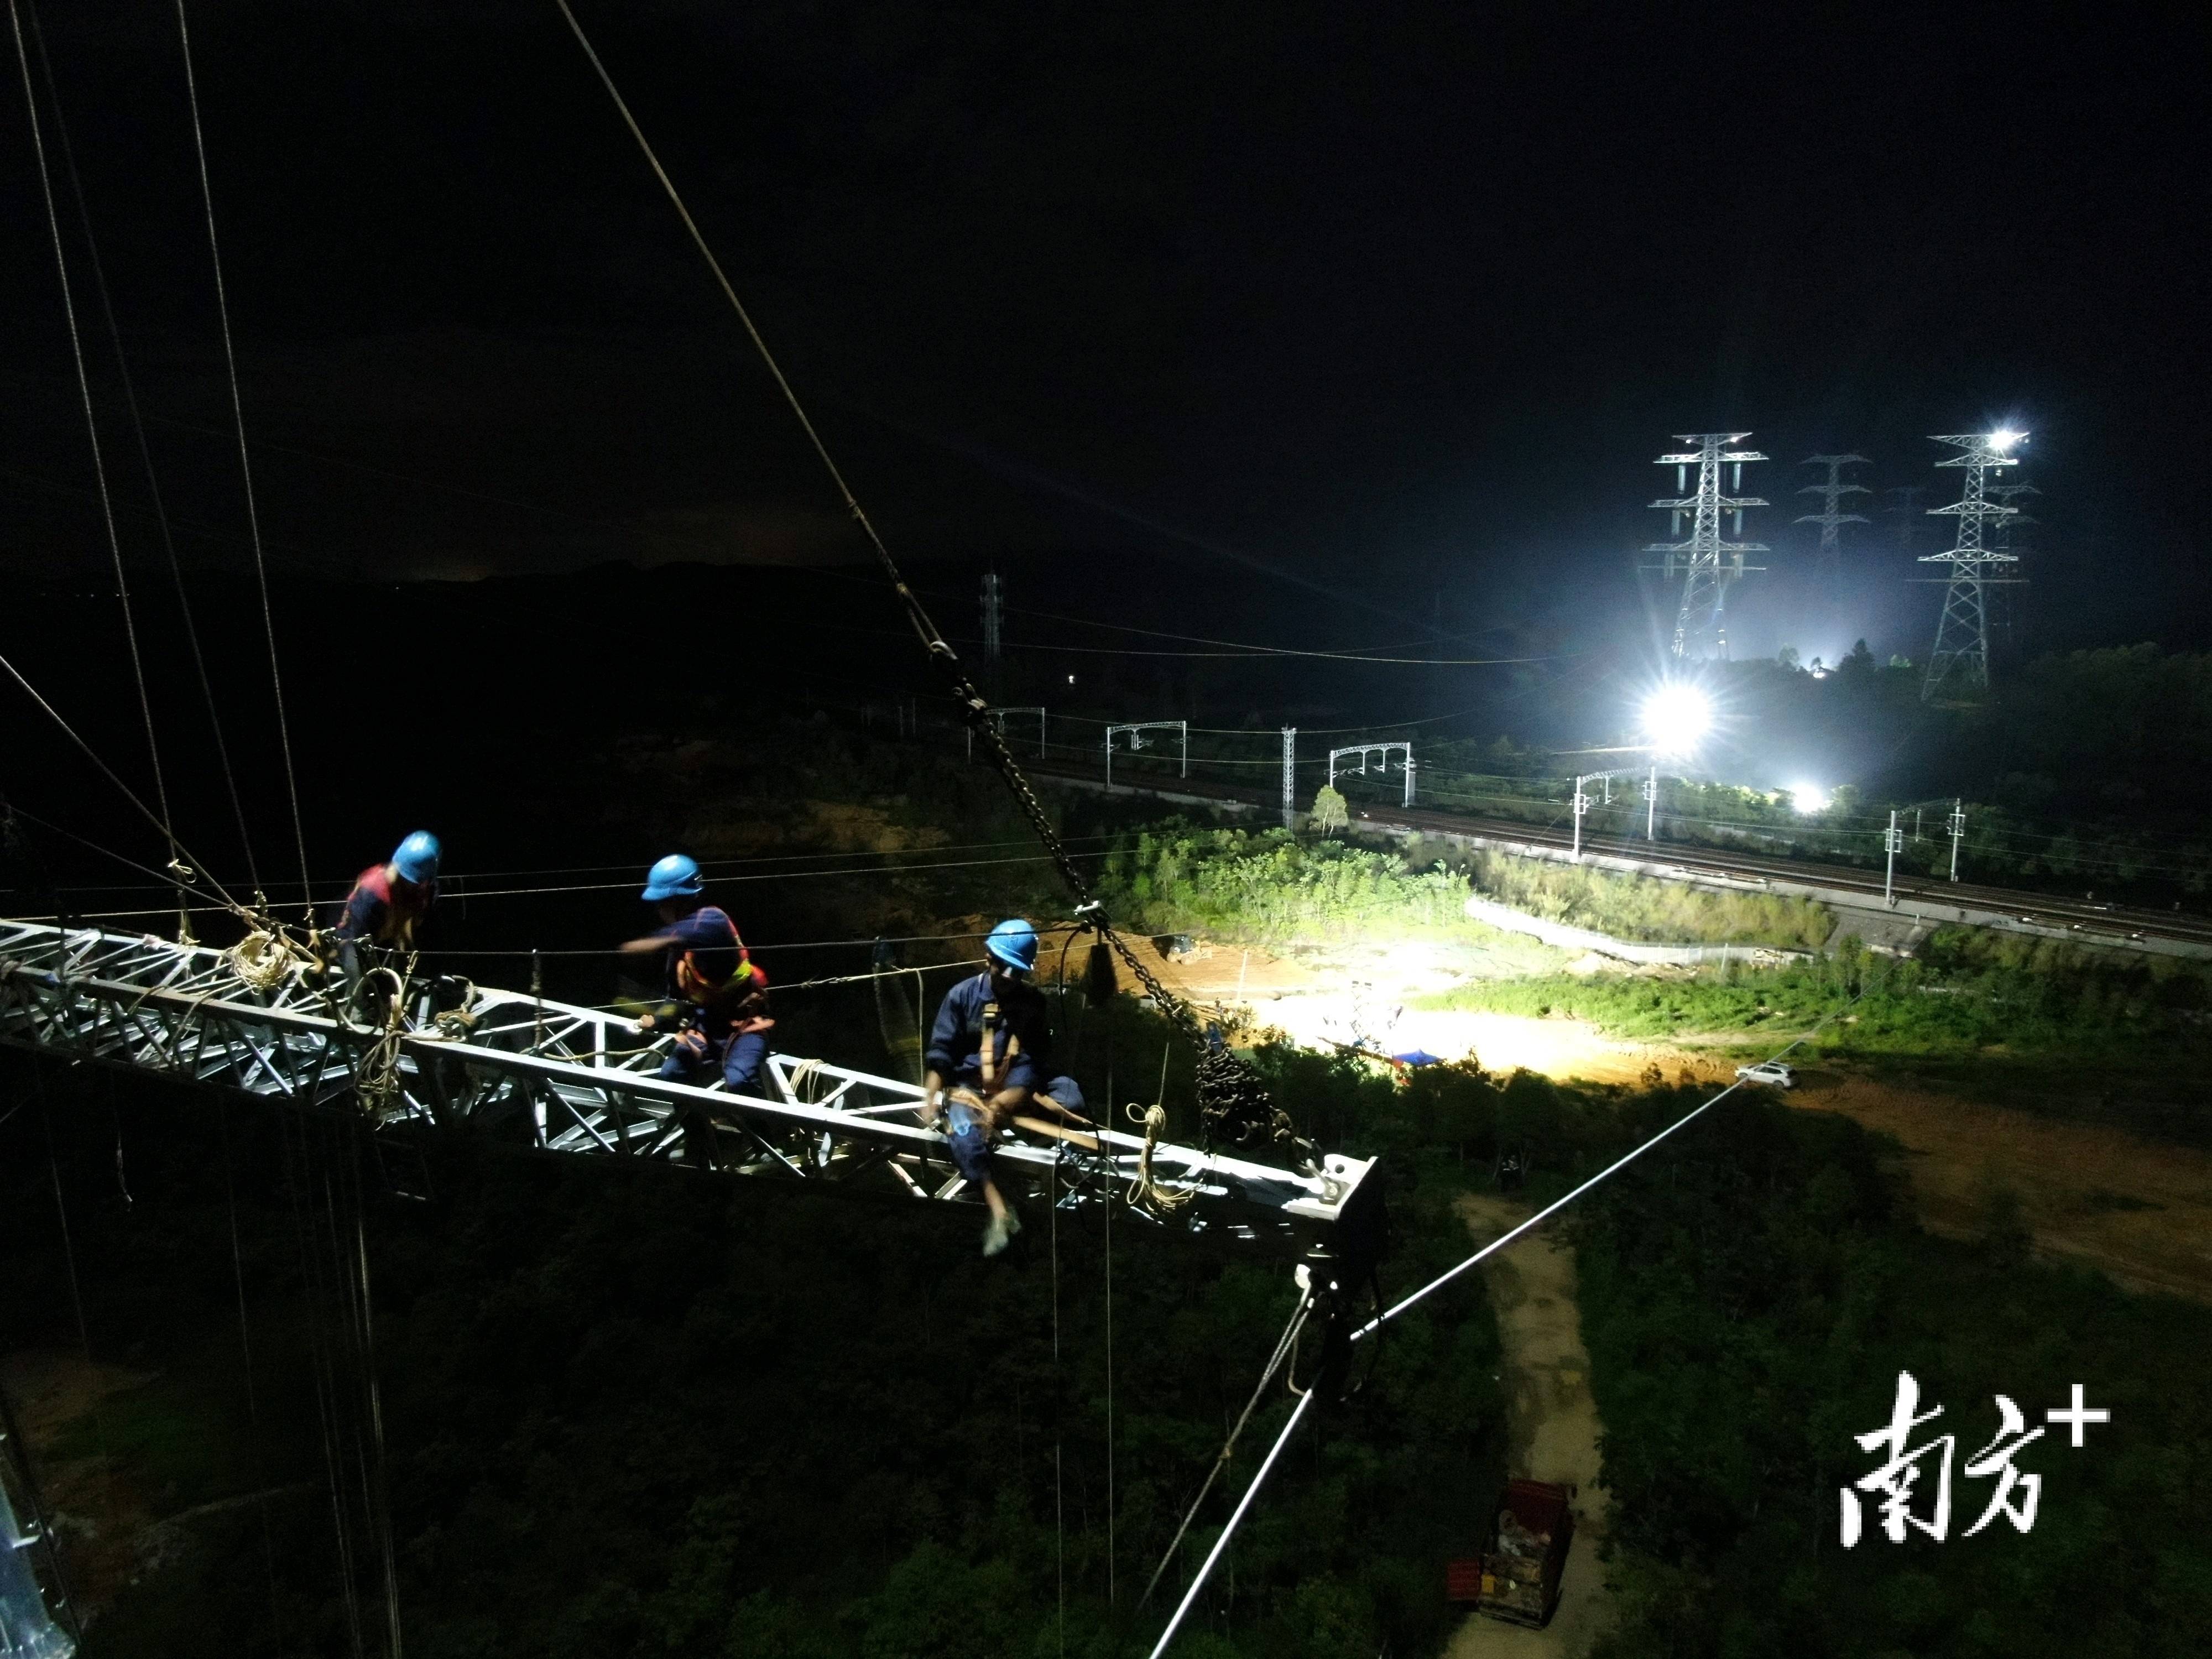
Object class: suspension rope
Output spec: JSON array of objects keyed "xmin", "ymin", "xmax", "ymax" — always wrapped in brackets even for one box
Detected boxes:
[
  {"xmin": 173, "ymin": 0, "xmax": 311, "ymax": 919},
  {"xmin": 1145, "ymin": 997, "xmax": 1865, "ymax": 1655},
  {"xmin": 23, "ymin": 0, "xmax": 261, "ymax": 895},
  {"xmin": 215, "ymin": 1091, "xmax": 286, "ymax": 1644},
  {"xmin": 7, "ymin": 0, "xmax": 185, "ymax": 935},
  {"xmin": 1136, "ymin": 1289, "xmax": 1314, "ymax": 1611},
  {"xmin": 550, "ymin": 0, "xmax": 1291, "ymax": 1151},
  {"xmin": 0, "ymin": 799, "xmax": 236, "ymax": 916},
  {"xmin": 1050, "ymin": 1153, "xmax": 1065, "ymax": 1657},
  {"xmin": 0, "ymin": 648, "xmax": 244, "ymax": 915}
]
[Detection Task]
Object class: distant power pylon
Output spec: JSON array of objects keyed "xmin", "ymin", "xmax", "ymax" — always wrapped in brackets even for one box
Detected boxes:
[
  {"xmin": 1984, "ymin": 479, "xmax": 2039, "ymax": 652},
  {"xmin": 1919, "ymin": 432, "xmax": 2025, "ymax": 701},
  {"xmin": 1885, "ymin": 485, "xmax": 1928, "ymax": 552},
  {"xmin": 1644, "ymin": 432, "xmax": 1768, "ymax": 661},
  {"xmin": 1796, "ymin": 454, "xmax": 1872, "ymax": 602},
  {"xmin": 980, "ymin": 571, "xmax": 1003, "ymax": 667}
]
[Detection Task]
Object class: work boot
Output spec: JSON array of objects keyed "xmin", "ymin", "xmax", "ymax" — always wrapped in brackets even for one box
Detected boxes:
[
  {"xmin": 1003, "ymin": 1209, "xmax": 1022, "ymax": 1241},
  {"xmin": 983, "ymin": 1212, "xmax": 1013, "ymax": 1257}
]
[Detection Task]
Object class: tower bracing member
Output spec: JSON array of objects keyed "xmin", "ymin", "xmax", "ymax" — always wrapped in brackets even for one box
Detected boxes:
[
  {"xmin": 332, "ymin": 830, "xmax": 440, "ymax": 983},
  {"xmin": 922, "ymin": 917, "xmax": 1051, "ymax": 1255},
  {"xmin": 619, "ymin": 853, "xmax": 774, "ymax": 1168}
]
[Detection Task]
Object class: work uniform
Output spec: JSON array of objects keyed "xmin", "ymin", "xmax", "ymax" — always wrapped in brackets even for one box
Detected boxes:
[
  {"xmin": 926, "ymin": 971, "xmax": 1054, "ymax": 1187},
  {"xmin": 649, "ymin": 904, "xmax": 773, "ymax": 1093},
  {"xmin": 332, "ymin": 864, "xmax": 435, "ymax": 980}
]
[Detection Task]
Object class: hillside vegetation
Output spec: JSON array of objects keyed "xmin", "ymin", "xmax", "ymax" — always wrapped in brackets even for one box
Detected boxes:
[
  {"xmin": 1089, "ymin": 821, "xmax": 1828, "ymax": 955},
  {"xmin": 1096, "ymin": 822, "xmax": 1473, "ymax": 946},
  {"xmin": 1419, "ymin": 927, "xmax": 2212, "ymax": 1056},
  {"xmin": 1465, "ymin": 850, "xmax": 1832, "ymax": 950}
]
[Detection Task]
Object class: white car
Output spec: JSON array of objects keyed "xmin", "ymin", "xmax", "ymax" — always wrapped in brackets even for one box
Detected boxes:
[{"xmin": 1735, "ymin": 1061, "xmax": 1797, "ymax": 1089}]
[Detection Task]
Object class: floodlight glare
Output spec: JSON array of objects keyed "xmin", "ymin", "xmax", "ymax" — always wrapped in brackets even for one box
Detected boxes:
[
  {"xmin": 1990, "ymin": 428, "xmax": 2026, "ymax": 451},
  {"xmin": 1786, "ymin": 782, "xmax": 1829, "ymax": 813},
  {"xmin": 1640, "ymin": 684, "xmax": 1712, "ymax": 754}
]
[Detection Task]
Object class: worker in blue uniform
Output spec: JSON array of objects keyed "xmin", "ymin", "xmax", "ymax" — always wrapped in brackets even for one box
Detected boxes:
[
  {"xmin": 922, "ymin": 917, "xmax": 1052, "ymax": 1254},
  {"xmin": 332, "ymin": 831, "xmax": 440, "ymax": 983},
  {"xmin": 619, "ymin": 853, "xmax": 773, "ymax": 1168}
]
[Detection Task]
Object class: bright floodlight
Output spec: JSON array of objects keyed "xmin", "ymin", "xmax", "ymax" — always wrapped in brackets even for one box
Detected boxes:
[
  {"xmin": 1640, "ymin": 684, "xmax": 1712, "ymax": 754},
  {"xmin": 1786, "ymin": 782, "xmax": 1828, "ymax": 813},
  {"xmin": 1990, "ymin": 428, "xmax": 2026, "ymax": 451}
]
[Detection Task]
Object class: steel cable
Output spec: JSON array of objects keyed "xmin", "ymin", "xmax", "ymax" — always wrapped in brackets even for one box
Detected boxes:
[
  {"xmin": 551, "ymin": 0, "xmax": 1293, "ymax": 1150},
  {"xmin": 174, "ymin": 0, "xmax": 313, "ymax": 919},
  {"xmin": 23, "ymin": 0, "xmax": 262, "ymax": 896},
  {"xmin": 7, "ymin": 0, "xmax": 185, "ymax": 930}
]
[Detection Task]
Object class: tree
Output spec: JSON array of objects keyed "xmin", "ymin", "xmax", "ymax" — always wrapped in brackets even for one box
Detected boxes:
[{"xmin": 1312, "ymin": 785, "xmax": 1350, "ymax": 836}]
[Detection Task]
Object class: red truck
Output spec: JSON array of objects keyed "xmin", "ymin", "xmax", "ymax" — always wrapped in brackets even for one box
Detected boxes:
[{"xmin": 1446, "ymin": 1478, "xmax": 1577, "ymax": 1629}]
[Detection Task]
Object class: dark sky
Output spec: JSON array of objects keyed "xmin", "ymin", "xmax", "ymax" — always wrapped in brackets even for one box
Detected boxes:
[{"xmin": 2, "ymin": 1, "xmax": 2205, "ymax": 670}]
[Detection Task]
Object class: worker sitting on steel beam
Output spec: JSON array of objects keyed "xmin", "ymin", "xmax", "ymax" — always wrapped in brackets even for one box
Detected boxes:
[
  {"xmin": 333, "ymin": 831, "xmax": 440, "ymax": 983},
  {"xmin": 619, "ymin": 854, "xmax": 773, "ymax": 1167},
  {"xmin": 922, "ymin": 917, "xmax": 1051, "ymax": 1254}
]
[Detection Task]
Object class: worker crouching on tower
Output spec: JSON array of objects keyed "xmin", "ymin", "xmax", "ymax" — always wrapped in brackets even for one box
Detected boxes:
[
  {"xmin": 922, "ymin": 917, "xmax": 1052, "ymax": 1256},
  {"xmin": 333, "ymin": 831, "xmax": 440, "ymax": 984},
  {"xmin": 619, "ymin": 854, "xmax": 773, "ymax": 1168}
]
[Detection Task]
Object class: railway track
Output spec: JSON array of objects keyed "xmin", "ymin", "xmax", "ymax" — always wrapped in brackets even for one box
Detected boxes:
[{"xmin": 1030, "ymin": 760, "xmax": 2212, "ymax": 956}]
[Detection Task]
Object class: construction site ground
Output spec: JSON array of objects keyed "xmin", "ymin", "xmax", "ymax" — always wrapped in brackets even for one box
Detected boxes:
[{"xmin": 1136, "ymin": 935, "xmax": 2212, "ymax": 1305}]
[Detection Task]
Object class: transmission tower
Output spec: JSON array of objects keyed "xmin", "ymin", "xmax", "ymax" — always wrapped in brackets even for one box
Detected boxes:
[
  {"xmin": 1918, "ymin": 431, "xmax": 2025, "ymax": 701},
  {"xmin": 1886, "ymin": 485, "xmax": 1928, "ymax": 552},
  {"xmin": 1644, "ymin": 432, "xmax": 1767, "ymax": 660},
  {"xmin": 1984, "ymin": 479, "xmax": 2039, "ymax": 652},
  {"xmin": 1796, "ymin": 454, "xmax": 1871, "ymax": 602},
  {"xmin": 980, "ymin": 571, "xmax": 1003, "ymax": 667}
]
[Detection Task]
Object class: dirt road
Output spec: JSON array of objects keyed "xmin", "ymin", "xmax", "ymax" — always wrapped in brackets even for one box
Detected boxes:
[{"xmin": 1444, "ymin": 1196, "xmax": 1615, "ymax": 1659}]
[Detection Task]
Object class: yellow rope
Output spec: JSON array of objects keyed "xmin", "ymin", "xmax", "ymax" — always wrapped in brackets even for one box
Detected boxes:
[{"xmin": 1123, "ymin": 1103, "xmax": 1196, "ymax": 1216}]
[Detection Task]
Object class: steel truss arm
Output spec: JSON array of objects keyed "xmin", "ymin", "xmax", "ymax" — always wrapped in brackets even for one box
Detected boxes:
[{"xmin": 0, "ymin": 920, "xmax": 1373, "ymax": 1254}]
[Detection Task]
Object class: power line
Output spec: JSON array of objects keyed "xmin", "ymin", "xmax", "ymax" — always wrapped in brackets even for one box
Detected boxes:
[
  {"xmin": 1150, "ymin": 995, "xmax": 1863, "ymax": 1656},
  {"xmin": 22, "ymin": 1, "xmax": 262, "ymax": 894},
  {"xmin": 0, "ymin": 646, "xmax": 241, "ymax": 912},
  {"xmin": 8, "ymin": 0, "xmax": 184, "ymax": 926},
  {"xmin": 174, "ymin": 0, "xmax": 311, "ymax": 915}
]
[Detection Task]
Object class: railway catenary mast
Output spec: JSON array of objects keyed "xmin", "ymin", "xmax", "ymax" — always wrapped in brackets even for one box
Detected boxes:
[
  {"xmin": 1644, "ymin": 432, "xmax": 1768, "ymax": 660},
  {"xmin": 1919, "ymin": 431, "xmax": 2025, "ymax": 700}
]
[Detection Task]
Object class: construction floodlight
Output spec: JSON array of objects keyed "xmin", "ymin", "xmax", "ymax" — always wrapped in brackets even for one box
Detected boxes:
[{"xmin": 1640, "ymin": 684, "xmax": 1712, "ymax": 754}]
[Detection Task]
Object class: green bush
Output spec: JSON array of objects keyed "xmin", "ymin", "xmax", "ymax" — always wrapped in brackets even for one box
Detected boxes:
[
  {"xmin": 1094, "ymin": 821, "xmax": 1475, "ymax": 947},
  {"xmin": 1465, "ymin": 851, "xmax": 1832, "ymax": 950}
]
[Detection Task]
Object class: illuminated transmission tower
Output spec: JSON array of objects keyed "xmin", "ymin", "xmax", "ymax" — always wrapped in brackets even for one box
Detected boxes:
[
  {"xmin": 1919, "ymin": 431, "xmax": 2025, "ymax": 701},
  {"xmin": 1795, "ymin": 454, "xmax": 1871, "ymax": 601},
  {"xmin": 1645, "ymin": 432, "xmax": 1767, "ymax": 660}
]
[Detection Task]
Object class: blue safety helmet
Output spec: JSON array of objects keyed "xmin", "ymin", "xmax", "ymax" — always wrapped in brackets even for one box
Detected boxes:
[
  {"xmin": 392, "ymin": 831, "xmax": 441, "ymax": 885},
  {"xmin": 642, "ymin": 853, "xmax": 704, "ymax": 902},
  {"xmin": 985, "ymin": 917, "xmax": 1039, "ymax": 973}
]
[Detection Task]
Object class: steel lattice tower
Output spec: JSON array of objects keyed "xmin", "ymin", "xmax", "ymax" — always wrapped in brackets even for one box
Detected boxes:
[
  {"xmin": 1795, "ymin": 453, "xmax": 1871, "ymax": 602},
  {"xmin": 1886, "ymin": 485, "xmax": 1928, "ymax": 551},
  {"xmin": 1984, "ymin": 479, "xmax": 2039, "ymax": 651},
  {"xmin": 1644, "ymin": 432, "xmax": 1767, "ymax": 660},
  {"xmin": 1919, "ymin": 432, "xmax": 2023, "ymax": 700}
]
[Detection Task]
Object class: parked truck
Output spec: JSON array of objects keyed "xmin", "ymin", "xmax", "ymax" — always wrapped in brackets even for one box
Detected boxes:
[{"xmin": 1446, "ymin": 1477, "xmax": 1576, "ymax": 1629}]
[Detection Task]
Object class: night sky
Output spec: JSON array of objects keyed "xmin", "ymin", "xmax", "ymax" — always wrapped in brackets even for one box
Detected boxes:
[{"xmin": 2, "ymin": 2, "xmax": 2204, "ymax": 674}]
